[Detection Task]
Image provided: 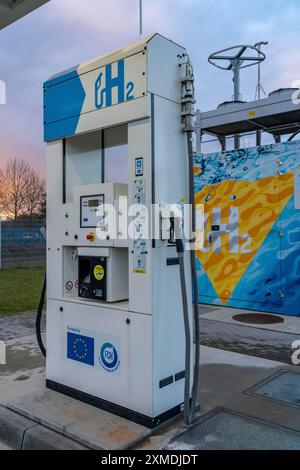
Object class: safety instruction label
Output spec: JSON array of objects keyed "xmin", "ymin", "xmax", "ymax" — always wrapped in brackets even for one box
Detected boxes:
[
  {"xmin": 295, "ymin": 168, "xmax": 300, "ymax": 210},
  {"xmin": 133, "ymin": 179, "xmax": 147, "ymax": 274},
  {"xmin": 133, "ymin": 239, "xmax": 147, "ymax": 273}
]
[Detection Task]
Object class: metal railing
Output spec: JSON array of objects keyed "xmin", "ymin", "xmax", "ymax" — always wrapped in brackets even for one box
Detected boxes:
[{"xmin": 0, "ymin": 219, "xmax": 46, "ymax": 269}]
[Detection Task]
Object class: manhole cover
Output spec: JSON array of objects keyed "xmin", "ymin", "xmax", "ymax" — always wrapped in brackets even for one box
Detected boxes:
[
  {"xmin": 247, "ymin": 371, "xmax": 300, "ymax": 409},
  {"xmin": 166, "ymin": 409, "xmax": 300, "ymax": 450},
  {"xmin": 233, "ymin": 313, "xmax": 284, "ymax": 325}
]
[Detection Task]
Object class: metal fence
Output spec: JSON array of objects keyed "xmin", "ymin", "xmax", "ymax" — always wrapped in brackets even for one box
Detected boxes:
[{"xmin": 0, "ymin": 219, "xmax": 46, "ymax": 269}]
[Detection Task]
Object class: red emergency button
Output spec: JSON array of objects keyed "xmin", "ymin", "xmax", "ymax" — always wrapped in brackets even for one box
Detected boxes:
[{"xmin": 86, "ymin": 232, "xmax": 96, "ymax": 241}]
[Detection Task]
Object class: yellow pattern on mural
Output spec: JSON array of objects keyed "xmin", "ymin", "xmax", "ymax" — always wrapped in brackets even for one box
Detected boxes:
[{"xmin": 196, "ymin": 173, "xmax": 294, "ymax": 304}]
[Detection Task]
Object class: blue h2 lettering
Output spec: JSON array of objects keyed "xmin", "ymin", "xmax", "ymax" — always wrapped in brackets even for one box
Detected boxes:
[{"xmin": 95, "ymin": 59, "xmax": 135, "ymax": 110}]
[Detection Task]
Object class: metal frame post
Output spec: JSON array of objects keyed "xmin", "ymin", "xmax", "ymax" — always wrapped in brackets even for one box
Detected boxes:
[
  {"xmin": 233, "ymin": 59, "xmax": 241, "ymax": 149},
  {"xmin": 208, "ymin": 44, "xmax": 266, "ymax": 152},
  {"xmin": 255, "ymin": 41, "xmax": 268, "ymax": 146},
  {"xmin": 139, "ymin": 0, "xmax": 143, "ymax": 39}
]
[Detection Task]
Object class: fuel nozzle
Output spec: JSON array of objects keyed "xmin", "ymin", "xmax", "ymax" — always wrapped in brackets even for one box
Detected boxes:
[
  {"xmin": 172, "ymin": 216, "xmax": 185, "ymax": 256},
  {"xmin": 176, "ymin": 237, "xmax": 185, "ymax": 256}
]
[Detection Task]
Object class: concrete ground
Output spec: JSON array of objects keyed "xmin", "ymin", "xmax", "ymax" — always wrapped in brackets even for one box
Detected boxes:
[
  {"xmin": 1, "ymin": 308, "xmax": 300, "ymax": 450},
  {"xmin": 0, "ymin": 442, "xmax": 11, "ymax": 450},
  {"xmin": 135, "ymin": 346, "xmax": 300, "ymax": 450},
  {"xmin": 197, "ymin": 304, "xmax": 300, "ymax": 365},
  {"xmin": 0, "ymin": 312, "xmax": 45, "ymax": 407}
]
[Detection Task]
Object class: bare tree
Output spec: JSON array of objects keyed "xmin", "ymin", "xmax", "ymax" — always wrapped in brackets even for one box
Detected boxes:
[
  {"xmin": 0, "ymin": 159, "xmax": 31, "ymax": 220},
  {"xmin": 0, "ymin": 159, "xmax": 45, "ymax": 223},
  {"xmin": 25, "ymin": 171, "xmax": 45, "ymax": 223}
]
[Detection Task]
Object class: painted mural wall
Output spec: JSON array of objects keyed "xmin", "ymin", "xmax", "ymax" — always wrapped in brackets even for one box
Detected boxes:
[{"xmin": 194, "ymin": 141, "xmax": 300, "ymax": 316}]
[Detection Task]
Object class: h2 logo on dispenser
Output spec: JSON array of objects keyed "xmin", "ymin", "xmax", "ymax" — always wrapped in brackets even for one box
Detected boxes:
[{"xmin": 95, "ymin": 59, "xmax": 135, "ymax": 110}]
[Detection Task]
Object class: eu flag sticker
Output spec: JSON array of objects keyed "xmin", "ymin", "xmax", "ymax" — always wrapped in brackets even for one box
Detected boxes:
[{"xmin": 67, "ymin": 332, "xmax": 94, "ymax": 366}]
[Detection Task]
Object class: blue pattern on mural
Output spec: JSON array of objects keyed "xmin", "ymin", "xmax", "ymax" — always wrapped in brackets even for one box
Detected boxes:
[
  {"xmin": 196, "ymin": 141, "xmax": 300, "ymax": 316},
  {"xmin": 195, "ymin": 141, "xmax": 300, "ymax": 191}
]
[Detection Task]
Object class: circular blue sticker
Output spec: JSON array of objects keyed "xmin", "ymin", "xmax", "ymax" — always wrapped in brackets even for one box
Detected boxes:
[{"xmin": 99, "ymin": 342, "xmax": 120, "ymax": 372}]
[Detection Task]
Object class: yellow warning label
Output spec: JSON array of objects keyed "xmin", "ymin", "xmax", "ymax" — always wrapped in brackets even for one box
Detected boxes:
[{"xmin": 94, "ymin": 265, "xmax": 105, "ymax": 281}]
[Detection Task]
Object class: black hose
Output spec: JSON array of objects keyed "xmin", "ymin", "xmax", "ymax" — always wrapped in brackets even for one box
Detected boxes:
[
  {"xmin": 36, "ymin": 275, "xmax": 46, "ymax": 358},
  {"xmin": 176, "ymin": 239, "xmax": 192, "ymax": 424},
  {"xmin": 176, "ymin": 130, "xmax": 200, "ymax": 426},
  {"xmin": 187, "ymin": 130, "xmax": 200, "ymax": 418}
]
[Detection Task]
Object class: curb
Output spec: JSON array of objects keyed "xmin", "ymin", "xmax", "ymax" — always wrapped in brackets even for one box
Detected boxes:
[{"xmin": 0, "ymin": 405, "xmax": 89, "ymax": 450}]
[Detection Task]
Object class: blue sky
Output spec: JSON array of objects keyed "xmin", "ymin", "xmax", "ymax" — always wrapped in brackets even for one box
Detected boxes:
[{"xmin": 0, "ymin": 0, "xmax": 299, "ymax": 174}]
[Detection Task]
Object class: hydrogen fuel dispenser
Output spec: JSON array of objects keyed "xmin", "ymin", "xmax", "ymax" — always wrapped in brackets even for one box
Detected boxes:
[{"xmin": 43, "ymin": 34, "xmax": 197, "ymax": 428}]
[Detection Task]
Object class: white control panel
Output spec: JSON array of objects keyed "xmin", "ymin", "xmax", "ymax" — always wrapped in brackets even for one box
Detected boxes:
[{"xmin": 80, "ymin": 194, "xmax": 104, "ymax": 228}]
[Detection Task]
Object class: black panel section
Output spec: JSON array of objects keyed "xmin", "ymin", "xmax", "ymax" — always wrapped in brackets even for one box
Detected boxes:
[
  {"xmin": 101, "ymin": 129, "xmax": 105, "ymax": 183},
  {"xmin": 204, "ymin": 110, "xmax": 300, "ymax": 138},
  {"xmin": 62, "ymin": 138, "xmax": 66, "ymax": 204},
  {"xmin": 78, "ymin": 256, "xmax": 107, "ymax": 301},
  {"xmin": 167, "ymin": 258, "xmax": 180, "ymax": 266},
  {"xmin": 175, "ymin": 370, "xmax": 186, "ymax": 382},
  {"xmin": 159, "ymin": 375, "xmax": 174, "ymax": 389},
  {"xmin": 46, "ymin": 380, "xmax": 182, "ymax": 429}
]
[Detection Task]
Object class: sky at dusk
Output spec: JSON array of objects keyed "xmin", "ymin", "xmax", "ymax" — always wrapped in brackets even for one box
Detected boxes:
[{"xmin": 0, "ymin": 0, "xmax": 299, "ymax": 175}]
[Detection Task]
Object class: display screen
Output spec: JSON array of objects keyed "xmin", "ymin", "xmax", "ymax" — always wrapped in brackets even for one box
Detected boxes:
[
  {"xmin": 88, "ymin": 199, "xmax": 100, "ymax": 208},
  {"xmin": 81, "ymin": 194, "xmax": 104, "ymax": 228}
]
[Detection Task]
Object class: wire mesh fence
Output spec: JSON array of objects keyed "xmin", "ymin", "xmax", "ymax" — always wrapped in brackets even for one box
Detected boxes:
[{"xmin": 0, "ymin": 219, "xmax": 46, "ymax": 269}]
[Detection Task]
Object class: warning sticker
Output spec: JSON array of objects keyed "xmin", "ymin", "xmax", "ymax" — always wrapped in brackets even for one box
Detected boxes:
[{"xmin": 94, "ymin": 265, "xmax": 105, "ymax": 281}]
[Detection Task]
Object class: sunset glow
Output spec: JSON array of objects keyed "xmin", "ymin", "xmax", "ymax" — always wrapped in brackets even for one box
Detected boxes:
[{"xmin": 0, "ymin": 0, "xmax": 299, "ymax": 175}]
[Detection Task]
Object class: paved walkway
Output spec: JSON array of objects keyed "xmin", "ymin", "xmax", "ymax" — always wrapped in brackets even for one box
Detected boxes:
[
  {"xmin": 0, "ymin": 311, "xmax": 45, "ymax": 341},
  {"xmin": 0, "ymin": 312, "xmax": 45, "ymax": 407},
  {"xmin": 200, "ymin": 318, "xmax": 298, "ymax": 364},
  {"xmin": 1, "ymin": 309, "xmax": 300, "ymax": 450},
  {"xmin": 0, "ymin": 442, "xmax": 11, "ymax": 450}
]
